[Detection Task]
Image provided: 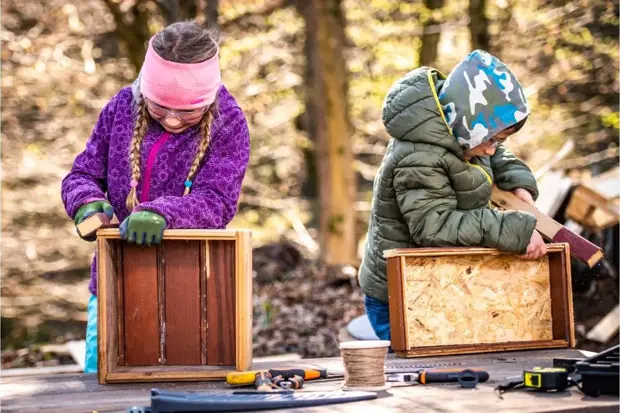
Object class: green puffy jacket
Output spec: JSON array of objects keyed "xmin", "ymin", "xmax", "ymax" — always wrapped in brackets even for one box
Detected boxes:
[{"xmin": 359, "ymin": 68, "xmax": 539, "ymax": 302}]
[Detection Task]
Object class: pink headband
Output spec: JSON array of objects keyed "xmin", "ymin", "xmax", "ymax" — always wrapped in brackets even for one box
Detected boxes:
[{"xmin": 140, "ymin": 36, "xmax": 221, "ymax": 110}]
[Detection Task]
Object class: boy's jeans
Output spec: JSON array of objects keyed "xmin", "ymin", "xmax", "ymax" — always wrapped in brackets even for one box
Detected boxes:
[
  {"xmin": 84, "ymin": 294, "xmax": 98, "ymax": 373},
  {"xmin": 364, "ymin": 295, "xmax": 391, "ymax": 341}
]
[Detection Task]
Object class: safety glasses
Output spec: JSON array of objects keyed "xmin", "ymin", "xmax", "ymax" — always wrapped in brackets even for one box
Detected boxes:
[{"xmin": 145, "ymin": 98, "xmax": 209, "ymax": 124}]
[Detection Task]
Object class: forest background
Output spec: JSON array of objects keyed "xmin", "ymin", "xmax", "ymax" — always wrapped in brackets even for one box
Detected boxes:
[{"xmin": 1, "ymin": 0, "xmax": 618, "ymax": 366}]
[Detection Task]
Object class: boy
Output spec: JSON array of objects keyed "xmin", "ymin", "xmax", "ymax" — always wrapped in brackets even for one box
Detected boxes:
[{"xmin": 358, "ymin": 50, "xmax": 546, "ymax": 341}]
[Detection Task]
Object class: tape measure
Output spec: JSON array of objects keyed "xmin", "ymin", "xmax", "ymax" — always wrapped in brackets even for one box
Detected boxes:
[
  {"xmin": 523, "ymin": 368, "xmax": 570, "ymax": 391},
  {"xmin": 496, "ymin": 367, "xmax": 572, "ymax": 396}
]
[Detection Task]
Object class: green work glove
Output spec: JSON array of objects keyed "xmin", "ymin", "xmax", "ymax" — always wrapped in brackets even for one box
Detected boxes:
[
  {"xmin": 74, "ymin": 200, "xmax": 114, "ymax": 241},
  {"xmin": 119, "ymin": 211, "xmax": 167, "ymax": 246}
]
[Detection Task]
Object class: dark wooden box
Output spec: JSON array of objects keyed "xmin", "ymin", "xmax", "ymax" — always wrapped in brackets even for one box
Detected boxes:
[
  {"xmin": 96, "ymin": 229, "xmax": 252, "ymax": 383},
  {"xmin": 385, "ymin": 243, "xmax": 575, "ymax": 358}
]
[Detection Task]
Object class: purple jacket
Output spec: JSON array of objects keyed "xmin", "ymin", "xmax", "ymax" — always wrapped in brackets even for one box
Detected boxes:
[{"xmin": 61, "ymin": 85, "xmax": 250, "ymax": 296}]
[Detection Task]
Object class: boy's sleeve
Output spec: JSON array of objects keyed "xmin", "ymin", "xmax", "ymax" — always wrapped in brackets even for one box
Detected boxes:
[
  {"xmin": 134, "ymin": 107, "xmax": 250, "ymax": 229},
  {"xmin": 394, "ymin": 152, "xmax": 536, "ymax": 253},
  {"xmin": 490, "ymin": 144, "xmax": 539, "ymax": 200},
  {"xmin": 61, "ymin": 95, "xmax": 119, "ymax": 219}
]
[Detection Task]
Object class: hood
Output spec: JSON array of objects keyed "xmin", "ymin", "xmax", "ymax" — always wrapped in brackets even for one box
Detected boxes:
[
  {"xmin": 438, "ymin": 50, "xmax": 530, "ymax": 150},
  {"xmin": 381, "ymin": 67, "xmax": 464, "ymax": 156}
]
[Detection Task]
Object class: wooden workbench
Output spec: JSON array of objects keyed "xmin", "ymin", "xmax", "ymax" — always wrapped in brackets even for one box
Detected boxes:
[{"xmin": 2, "ymin": 349, "xmax": 618, "ymax": 413}]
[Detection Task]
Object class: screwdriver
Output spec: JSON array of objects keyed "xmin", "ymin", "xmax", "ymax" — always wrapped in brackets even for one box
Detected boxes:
[
  {"xmin": 227, "ymin": 368, "xmax": 330, "ymax": 386},
  {"xmin": 387, "ymin": 368, "xmax": 489, "ymax": 388},
  {"xmin": 419, "ymin": 368, "xmax": 489, "ymax": 384}
]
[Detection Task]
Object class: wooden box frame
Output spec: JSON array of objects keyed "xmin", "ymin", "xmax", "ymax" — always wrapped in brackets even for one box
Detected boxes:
[
  {"xmin": 385, "ymin": 243, "xmax": 575, "ymax": 358},
  {"xmin": 96, "ymin": 229, "xmax": 252, "ymax": 384}
]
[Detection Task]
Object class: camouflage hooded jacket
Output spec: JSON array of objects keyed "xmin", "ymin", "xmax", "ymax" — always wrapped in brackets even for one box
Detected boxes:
[{"xmin": 359, "ymin": 52, "xmax": 539, "ymax": 302}]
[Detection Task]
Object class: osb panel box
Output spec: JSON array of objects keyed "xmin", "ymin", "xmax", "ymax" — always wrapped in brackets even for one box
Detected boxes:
[
  {"xmin": 385, "ymin": 243, "xmax": 575, "ymax": 358},
  {"xmin": 96, "ymin": 229, "xmax": 252, "ymax": 384}
]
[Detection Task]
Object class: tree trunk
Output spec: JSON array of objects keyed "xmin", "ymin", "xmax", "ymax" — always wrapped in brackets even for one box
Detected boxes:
[
  {"xmin": 178, "ymin": 0, "xmax": 199, "ymax": 20},
  {"xmin": 102, "ymin": 0, "xmax": 151, "ymax": 72},
  {"xmin": 469, "ymin": 0, "xmax": 490, "ymax": 51},
  {"xmin": 300, "ymin": 0, "xmax": 357, "ymax": 266},
  {"xmin": 206, "ymin": 0, "xmax": 220, "ymax": 35},
  {"xmin": 419, "ymin": 0, "xmax": 444, "ymax": 66},
  {"xmin": 158, "ymin": 0, "xmax": 180, "ymax": 25}
]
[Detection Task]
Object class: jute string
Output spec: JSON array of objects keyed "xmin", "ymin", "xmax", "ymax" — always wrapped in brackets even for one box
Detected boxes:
[{"xmin": 340, "ymin": 346, "xmax": 389, "ymax": 391}]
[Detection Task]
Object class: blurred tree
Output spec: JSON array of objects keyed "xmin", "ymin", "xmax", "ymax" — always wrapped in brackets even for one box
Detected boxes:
[
  {"xmin": 469, "ymin": 0, "xmax": 490, "ymax": 51},
  {"xmin": 206, "ymin": 0, "xmax": 220, "ymax": 35},
  {"xmin": 300, "ymin": 0, "xmax": 357, "ymax": 265},
  {"xmin": 101, "ymin": 0, "xmax": 152, "ymax": 71},
  {"xmin": 158, "ymin": 0, "xmax": 181, "ymax": 25},
  {"xmin": 419, "ymin": 0, "xmax": 444, "ymax": 66},
  {"xmin": 101, "ymin": 0, "xmax": 220, "ymax": 71}
]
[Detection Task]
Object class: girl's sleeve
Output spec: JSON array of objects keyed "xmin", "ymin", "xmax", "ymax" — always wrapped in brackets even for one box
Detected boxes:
[
  {"xmin": 61, "ymin": 94, "xmax": 119, "ymax": 219},
  {"xmin": 134, "ymin": 107, "xmax": 250, "ymax": 229}
]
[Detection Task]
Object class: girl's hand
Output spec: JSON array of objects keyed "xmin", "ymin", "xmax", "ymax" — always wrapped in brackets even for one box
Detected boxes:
[
  {"xmin": 75, "ymin": 200, "xmax": 114, "ymax": 225},
  {"xmin": 74, "ymin": 201, "xmax": 114, "ymax": 241},
  {"xmin": 120, "ymin": 211, "xmax": 167, "ymax": 246},
  {"xmin": 520, "ymin": 230, "xmax": 547, "ymax": 260},
  {"xmin": 513, "ymin": 188, "xmax": 536, "ymax": 207}
]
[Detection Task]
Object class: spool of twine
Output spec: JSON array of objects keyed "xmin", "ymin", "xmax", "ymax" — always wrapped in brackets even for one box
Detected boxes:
[{"xmin": 339, "ymin": 340, "xmax": 391, "ymax": 391}]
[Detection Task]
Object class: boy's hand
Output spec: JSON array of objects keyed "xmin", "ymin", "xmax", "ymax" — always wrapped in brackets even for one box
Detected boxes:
[
  {"xmin": 120, "ymin": 211, "xmax": 167, "ymax": 246},
  {"xmin": 520, "ymin": 230, "xmax": 547, "ymax": 260},
  {"xmin": 513, "ymin": 188, "xmax": 535, "ymax": 207}
]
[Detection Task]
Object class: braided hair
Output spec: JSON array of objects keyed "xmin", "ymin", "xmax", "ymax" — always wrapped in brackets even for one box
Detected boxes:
[{"xmin": 126, "ymin": 21, "xmax": 219, "ymax": 210}]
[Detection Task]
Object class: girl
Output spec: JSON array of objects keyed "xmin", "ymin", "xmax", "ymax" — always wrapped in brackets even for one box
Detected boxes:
[
  {"xmin": 61, "ymin": 21, "xmax": 250, "ymax": 372},
  {"xmin": 359, "ymin": 50, "xmax": 546, "ymax": 341}
]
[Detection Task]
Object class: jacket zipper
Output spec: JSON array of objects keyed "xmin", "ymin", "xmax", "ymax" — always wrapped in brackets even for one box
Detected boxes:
[
  {"xmin": 467, "ymin": 161, "xmax": 494, "ymax": 208},
  {"xmin": 467, "ymin": 161, "xmax": 493, "ymax": 185},
  {"xmin": 140, "ymin": 132, "xmax": 171, "ymax": 203}
]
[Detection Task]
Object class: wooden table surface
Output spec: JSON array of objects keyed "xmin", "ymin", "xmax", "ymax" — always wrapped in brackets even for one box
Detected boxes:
[{"xmin": 2, "ymin": 349, "xmax": 618, "ymax": 413}]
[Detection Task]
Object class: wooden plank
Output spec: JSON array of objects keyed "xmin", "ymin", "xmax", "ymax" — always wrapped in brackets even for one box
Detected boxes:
[
  {"xmin": 235, "ymin": 230, "xmax": 253, "ymax": 371},
  {"xmin": 116, "ymin": 244, "xmax": 125, "ymax": 366},
  {"xmin": 590, "ymin": 166, "xmax": 620, "ymax": 199},
  {"xmin": 98, "ymin": 229, "xmax": 238, "ymax": 240},
  {"xmin": 548, "ymin": 245, "xmax": 570, "ymax": 342},
  {"xmin": 395, "ymin": 339, "xmax": 568, "ymax": 358},
  {"xmin": 122, "ymin": 244, "xmax": 160, "ymax": 366},
  {"xmin": 206, "ymin": 240, "xmax": 236, "ymax": 366},
  {"xmin": 4, "ymin": 353, "xmax": 619, "ymax": 413},
  {"xmin": 535, "ymin": 170, "xmax": 573, "ymax": 217},
  {"xmin": 563, "ymin": 243, "xmax": 576, "ymax": 348},
  {"xmin": 491, "ymin": 186, "xmax": 604, "ymax": 268},
  {"xmin": 163, "ymin": 240, "xmax": 202, "ymax": 365},
  {"xmin": 586, "ymin": 304, "xmax": 620, "ymax": 343},
  {"xmin": 157, "ymin": 245, "xmax": 166, "ymax": 365},
  {"xmin": 76, "ymin": 213, "xmax": 116, "ymax": 238},
  {"xmin": 566, "ymin": 185, "xmax": 619, "ymax": 230},
  {"xmin": 200, "ymin": 241, "xmax": 208, "ymax": 365},
  {"xmin": 105, "ymin": 366, "xmax": 232, "ymax": 383},
  {"xmin": 97, "ymin": 237, "xmax": 108, "ymax": 384},
  {"xmin": 384, "ymin": 244, "xmax": 567, "ymax": 258},
  {"xmin": 0, "ymin": 365, "xmax": 83, "ymax": 377},
  {"xmin": 97, "ymin": 238, "xmax": 120, "ymax": 384},
  {"xmin": 387, "ymin": 256, "xmax": 407, "ymax": 352}
]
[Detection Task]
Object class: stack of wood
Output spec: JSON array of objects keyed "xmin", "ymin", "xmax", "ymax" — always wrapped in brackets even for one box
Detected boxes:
[{"xmin": 535, "ymin": 166, "xmax": 619, "ymax": 351}]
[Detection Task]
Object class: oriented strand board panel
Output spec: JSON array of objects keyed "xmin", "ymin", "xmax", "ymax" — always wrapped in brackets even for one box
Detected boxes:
[{"xmin": 403, "ymin": 254, "xmax": 553, "ymax": 347}]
